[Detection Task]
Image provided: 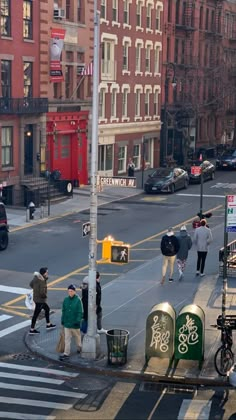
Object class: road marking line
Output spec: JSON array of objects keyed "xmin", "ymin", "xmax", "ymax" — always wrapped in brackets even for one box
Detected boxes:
[
  {"xmin": 0, "ymin": 306, "xmax": 31, "ymax": 318},
  {"xmin": 177, "ymin": 193, "xmax": 225, "ymax": 198},
  {"xmin": 0, "ymin": 362, "xmax": 78, "ymax": 377},
  {"xmin": 131, "ymin": 248, "xmax": 160, "ymax": 251},
  {"xmin": 0, "ymin": 315, "xmax": 12, "ymax": 322},
  {"xmin": 0, "ymin": 320, "xmax": 31, "ymax": 337},
  {"xmin": 0, "ymin": 372, "xmax": 64, "ymax": 385},
  {"xmin": 0, "ymin": 397, "xmax": 72, "ymax": 410},
  {"xmin": 0, "ymin": 382, "xmax": 87, "ymax": 399},
  {"xmin": 0, "ymin": 286, "xmax": 30, "ymax": 295},
  {"xmin": 178, "ymin": 399, "xmax": 212, "ymax": 419},
  {"xmin": 0, "ymin": 413, "xmax": 55, "ymax": 420}
]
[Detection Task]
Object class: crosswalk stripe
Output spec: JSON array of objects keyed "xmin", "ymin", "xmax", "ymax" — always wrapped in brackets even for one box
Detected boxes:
[
  {"xmin": 0, "ymin": 320, "xmax": 31, "ymax": 338},
  {"xmin": 0, "ymin": 315, "xmax": 12, "ymax": 322},
  {"xmin": 0, "ymin": 372, "xmax": 64, "ymax": 385},
  {"xmin": 0, "ymin": 381, "xmax": 87, "ymax": 399},
  {"xmin": 0, "ymin": 362, "xmax": 77, "ymax": 377},
  {"xmin": 178, "ymin": 399, "xmax": 212, "ymax": 419},
  {"xmin": 0, "ymin": 397, "xmax": 73, "ymax": 410},
  {"xmin": 0, "ymin": 412, "xmax": 55, "ymax": 420}
]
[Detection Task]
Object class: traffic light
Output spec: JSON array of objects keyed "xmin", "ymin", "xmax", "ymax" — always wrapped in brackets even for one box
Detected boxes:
[{"xmin": 111, "ymin": 245, "xmax": 129, "ymax": 264}]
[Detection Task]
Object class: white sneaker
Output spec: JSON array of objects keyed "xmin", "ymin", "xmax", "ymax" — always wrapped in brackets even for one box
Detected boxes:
[
  {"xmin": 196, "ymin": 271, "xmax": 200, "ymax": 276},
  {"xmin": 97, "ymin": 328, "xmax": 107, "ymax": 334},
  {"xmin": 200, "ymin": 273, "xmax": 205, "ymax": 277}
]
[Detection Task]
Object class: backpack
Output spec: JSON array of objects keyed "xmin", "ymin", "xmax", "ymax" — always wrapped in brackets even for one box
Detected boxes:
[{"xmin": 162, "ymin": 236, "xmax": 175, "ymax": 255}]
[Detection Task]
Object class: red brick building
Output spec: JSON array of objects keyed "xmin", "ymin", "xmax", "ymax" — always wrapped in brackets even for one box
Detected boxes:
[{"xmin": 98, "ymin": 0, "xmax": 162, "ymax": 178}]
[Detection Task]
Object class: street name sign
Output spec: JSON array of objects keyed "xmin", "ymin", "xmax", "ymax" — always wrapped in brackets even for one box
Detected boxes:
[
  {"xmin": 111, "ymin": 245, "xmax": 129, "ymax": 263},
  {"xmin": 100, "ymin": 176, "xmax": 136, "ymax": 188},
  {"xmin": 226, "ymin": 195, "xmax": 236, "ymax": 232},
  {"xmin": 82, "ymin": 221, "xmax": 91, "ymax": 237},
  {"xmin": 191, "ymin": 166, "xmax": 201, "ymax": 175}
]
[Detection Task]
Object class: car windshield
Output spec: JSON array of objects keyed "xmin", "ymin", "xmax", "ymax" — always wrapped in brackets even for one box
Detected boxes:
[
  {"xmin": 151, "ymin": 169, "xmax": 173, "ymax": 178},
  {"xmin": 221, "ymin": 150, "xmax": 236, "ymax": 157}
]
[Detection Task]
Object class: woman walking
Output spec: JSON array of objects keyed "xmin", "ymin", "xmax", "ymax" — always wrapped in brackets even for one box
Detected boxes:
[{"xmin": 176, "ymin": 225, "xmax": 192, "ymax": 280}]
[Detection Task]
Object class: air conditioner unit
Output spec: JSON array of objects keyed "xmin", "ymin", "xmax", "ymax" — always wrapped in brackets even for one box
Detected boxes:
[{"xmin": 54, "ymin": 8, "xmax": 65, "ymax": 19}]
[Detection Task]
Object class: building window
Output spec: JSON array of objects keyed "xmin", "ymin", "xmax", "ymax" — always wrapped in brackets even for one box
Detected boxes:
[
  {"xmin": 101, "ymin": 41, "xmax": 113, "ymax": 74},
  {"xmin": 118, "ymin": 146, "xmax": 127, "ymax": 173},
  {"xmin": 123, "ymin": 42, "xmax": 129, "ymax": 70},
  {"xmin": 135, "ymin": 89, "xmax": 141, "ymax": 116},
  {"xmin": 66, "ymin": 0, "xmax": 71, "ymax": 19},
  {"xmin": 168, "ymin": 0, "xmax": 172, "ymax": 22},
  {"xmin": 133, "ymin": 144, "xmax": 140, "ymax": 169},
  {"xmin": 122, "ymin": 88, "xmax": 128, "ymax": 117},
  {"xmin": 181, "ymin": 40, "xmax": 185, "ymax": 64},
  {"xmin": 124, "ymin": 0, "xmax": 129, "ymax": 24},
  {"xmin": 174, "ymin": 39, "xmax": 179, "ymax": 64},
  {"xmin": 199, "ymin": 6, "xmax": 203, "ymax": 29},
  {"xmin": 136, "ymin": 43, "xmax": 141, "ymax": 71},
  {"xmin": 145, "ymin": 90, "xmax": 150, "ymax": 116},
  {"xmin": 136, "ymin": 2, "xmax": 141, "ymax": 26},
  {"xmin": 1, "ymin": 60, "xmax": 11, "ymax": 97},
  {"xmin": 205, "ymin": 8, "xmax": 209, "ymax": 30},
  {"xmin": 77, "ymin": 0, "xmax": 85, "ymax": 23},
  {"xmin": 99, "ymin": 88, "xmax": 106, "ymax": 118},
  {"xmin": 112, "ymin": 0, "xmax": 118, "ymax": 22},
  {"xmin": 23, "ymin": 62, "xmax": 32, "ymax": 97},
  {"xmin": 1, "ymin": 127, "xmax": 13, "ymax": 167},
  {"xmin": 101, "ymin": 0, "xmax": 106, "ymax": 19},
  {"xmin": 23, "ymin": 1, "xmax": 32, "ymax": 39},
  {"xmin": 154, "ymin": 90, "xmax": 159, "ymax": 115},
  {"xmin": 145, "ymin": 46, "xmax": 151, "ymax": 72},
  {"xmin": 98, "ymin": 144, "xmax": 113, "ymax": 171},
  {"xmin": 146, "ymin": 4, "xmax": 151, "ymax": 29},
  {"xmin": 111, "ymin": 88, "xmax": 117, "ymax": 118},
  {"xmin": 1, "ymin": 0, "xmax": 11, "ymax": 36},
  {"xmin": 175, "ymin": 0, "xmax": 180, "ymax": 24},
  {"xmin": 156, "ymin": 6, "xmax": 161, "ymax": 30},
  {"xmin": 154, "ymin": 46, "xmax": 160, "ymax": 73}
]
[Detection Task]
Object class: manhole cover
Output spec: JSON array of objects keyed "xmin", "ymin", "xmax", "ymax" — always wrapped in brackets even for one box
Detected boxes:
[
  {"xmin": 140, "ymin": 382, "xmax": 196, "ymax": 394},
  {"xmin": 67, "ymin": 376, "xmax": 111, "ymax": 392},
  {"xmin": 11, "ymin": 353, "xmax": 33, "ymax": 361}
]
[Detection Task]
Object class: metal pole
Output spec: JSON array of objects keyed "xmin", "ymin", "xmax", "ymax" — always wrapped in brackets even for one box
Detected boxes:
[
  {"xmin": 141, "ymin": 137, "xmax": 144, "ymax": 188},
  {"xmin": 47, "ymin": 175, "xmax": 51, "ymax": 217},
  {"xmin": 199, "ymin": 167, "xmax": 203, "ymax": 219},
  {"xmin": 82, "ymin": 1, "xmax": 100, "ymax": 359},
  {"xmin": 222, "ymin": 195, "xmax": 228, "ymax": 325},
  {"xmin": 164, "ymin": 78, "xmax": 168, "ymax": 164}
]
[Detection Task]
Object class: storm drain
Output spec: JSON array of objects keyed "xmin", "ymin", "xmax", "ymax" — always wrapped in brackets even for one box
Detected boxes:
[
  {"xmin": 11, "ymin": 353, "xmax": 33, "ymax": 361},
  {"xmin": 139, "ymin": 382, "xmax": 197, "ymax": 395}
]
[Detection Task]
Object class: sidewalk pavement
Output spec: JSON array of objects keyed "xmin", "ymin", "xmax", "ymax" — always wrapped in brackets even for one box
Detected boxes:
[{"xmin": 24, "ymin": 220, "xmax": 236, "ymax": 387}]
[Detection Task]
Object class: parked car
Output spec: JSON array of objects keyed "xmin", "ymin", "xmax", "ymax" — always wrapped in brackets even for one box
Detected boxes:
[
  {"xmin": 0, "ymin": 202, "xmax": 9, "ymax": 250},
  {"xmin": 144, "ymin": 167, "xmax": 189, "ymax": 194},
  {"xmin": 187, "ymin": 160, "xmax": 215, "ymax": 184},
  {"xmin": 216, "ymin": 149, "xmax": 236, "ymax": 169}
]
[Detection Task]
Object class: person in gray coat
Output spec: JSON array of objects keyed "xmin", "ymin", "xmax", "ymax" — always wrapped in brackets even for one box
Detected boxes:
[
  {"xmin": 176, "ymin": 225, "xmax": 192, "ymax": 280},
  {"xmin": 193, "ymin": 219, "xmax": 213, "ymax": 277}
]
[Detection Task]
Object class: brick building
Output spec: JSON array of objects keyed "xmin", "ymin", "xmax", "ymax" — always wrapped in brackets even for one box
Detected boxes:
[{"xmin": 98, "ymin": 0, "xmax": 162, "ymax": 178}]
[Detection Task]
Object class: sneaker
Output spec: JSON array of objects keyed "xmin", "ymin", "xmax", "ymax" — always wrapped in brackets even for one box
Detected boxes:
[
  {"xmin": 29, "ymin": 329, "xmax": 40, "ymax": 335},
  {"xmin": 77, "ymin": 347, "xmax": 82, "ymax": 354},
  {"xmin": 46, "ymin": 324, "xmax": 56, "ymax": 330},
  {"xmin": 169, "ymin": 278, "xmax": 174, "ymax": 282},
  {"xmin": 200, "ymin": 273, "xmax": 205, "ymax": 277},
  {"xmin": 196, "ymin": 271, "xmax": 200, "ymax": 276},
  {"xmin": 97, "ymin": 328, "xmax": 107, "ymax": 334},
  {"xmin": 59, "ymin": 354, "xmax": 69, "ymax": 361}
]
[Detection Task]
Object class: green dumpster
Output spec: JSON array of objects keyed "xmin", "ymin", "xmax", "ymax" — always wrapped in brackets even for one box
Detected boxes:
[
  {"xmin": 174, "ymin": 304, "xmax": 205, "ymax": 364},
  {"xmin": 145, "ymin": 302, "xmax": 176, "ymax": 362}
]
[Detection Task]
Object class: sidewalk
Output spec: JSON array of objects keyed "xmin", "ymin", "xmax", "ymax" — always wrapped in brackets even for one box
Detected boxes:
[{"xmin": 25, "ymin": 221, "xmax": 236, "ymax": 386}]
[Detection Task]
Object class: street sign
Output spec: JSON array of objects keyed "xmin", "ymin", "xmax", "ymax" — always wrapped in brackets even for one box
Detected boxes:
[
  {"xmin": 82, "ymin": 222, "xmax": 91, "ymax": 237},
  {"xmin": 226, "ymin": 195, "xmax": 236, "ymax": 232},
  {"xmin": 191, "ymin": 166, "xmax": 201, "ymax": 175},
  {"xmin": 111, "ymin": 245, "xmax": 129, "ymax": 263},
  {"xmin": 100, "ymin": 176, "xmax": 136, "ymax": 188}
]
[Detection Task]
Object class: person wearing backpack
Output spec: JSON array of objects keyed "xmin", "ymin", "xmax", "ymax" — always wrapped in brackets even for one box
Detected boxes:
[{"xmin": 160, "ymin": 228, "xmax": 180, "ymax": 284}]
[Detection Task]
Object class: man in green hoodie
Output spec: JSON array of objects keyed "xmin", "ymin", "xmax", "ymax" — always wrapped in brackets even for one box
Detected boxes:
[{"xmin": 60, "ymin": 284, "xmax": 83, "ymax": 361}]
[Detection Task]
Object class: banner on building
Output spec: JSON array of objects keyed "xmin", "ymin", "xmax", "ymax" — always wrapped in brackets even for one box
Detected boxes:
[{"xmin": 50, "ymin": 28, "xmax": 66, "ymax": 82}]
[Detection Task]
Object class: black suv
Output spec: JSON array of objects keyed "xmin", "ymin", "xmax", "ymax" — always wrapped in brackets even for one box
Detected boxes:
[{"xmin": 0, "ymin": 202, "xmax": 9, "ymax": 250}]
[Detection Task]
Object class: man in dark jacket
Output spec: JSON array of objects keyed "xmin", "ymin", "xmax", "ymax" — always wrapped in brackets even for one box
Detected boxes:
[
  {"xmin": 81, "ymin": 271, "xmax": 106, "ymax": 334},
  {"xmin": 29, "ymin": 267, "xmax": 56, "ymax": 335},
  {"xmin": 160, "ymin": 228, "xmax": 180, "ymax": 284},
  {"xmin": 60, "ymin": 284, "xmax": 83, "ymax": 361}
]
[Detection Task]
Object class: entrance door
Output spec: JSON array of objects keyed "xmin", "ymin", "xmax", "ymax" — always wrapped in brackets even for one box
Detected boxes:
[
  {"xmin": 24, "ymin": 125, "xmax": 33, "ymax": 175},
  {"xmin": 53, "ymin": 134, "xmax": 72, "ymax": 179}
]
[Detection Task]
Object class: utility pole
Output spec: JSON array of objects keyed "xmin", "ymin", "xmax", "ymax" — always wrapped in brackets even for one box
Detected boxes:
[
  {"xmin": 199, "ymin": 153, "xmax": 203, "ymax": 219},
  {"xmin": 82, "ymin": 0, "xmax": 100, "ymax": 359}
]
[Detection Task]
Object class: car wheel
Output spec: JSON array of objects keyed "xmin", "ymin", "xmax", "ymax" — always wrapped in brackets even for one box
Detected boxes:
[
  {"xmin": 170, "ymin": 184, "xmax": 175, "ymax": 194},
  {"xmin": 211, "ymin": 171, "xmax": 215, "ymax": 180},
  {"xmin": 0, "ymin": 231, "xmax": 8, "ymax": 251},
  {"xmin": 184, "ymin": 179, "xmax": 188, "ymax": 189}
]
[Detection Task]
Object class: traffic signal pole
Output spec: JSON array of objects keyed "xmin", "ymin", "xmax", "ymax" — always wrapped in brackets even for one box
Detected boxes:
[{"xmin": 82, "ymin": 1, "xmax": 100, "ymax": 359}]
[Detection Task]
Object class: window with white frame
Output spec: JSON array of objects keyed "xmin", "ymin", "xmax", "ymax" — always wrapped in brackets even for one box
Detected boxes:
[
  {"xmin": 133, "ymin": 144, "xmax": 141, "ymax": 169},
  {"xmin": 122, "ymin": 88, "xmax": 128, "ymax": 117},
  {"xmin": 99, "ymin": 88, "xmax": 106, "ymax": 118},
  {"xmin": 154, "ymin": 89, "xmax": 159, "ymax": 115},
  {"xmin": 156, "ymin": 6, "xmax": 161, "ymax": 30},
  {"xmin": 123, "ymin": 42, "xmax": 129, "ymax": 70},
  {"xmin": 135, "ymin": 43, "xmax": 141, "ymax": 71},
  {"xmin": 146, "ymin": 4, "xmax": 152, "ymax": 29},
  {"xmin": 101, "ymin": 0, "xmax": 106, "ymax": 19},
  {"xmin": 154, "ymin": 46, "xmax": 160, "ymax": 73},
  {"xmin": 101, "ymin": 41, "xmax": 112, "ymax": 74},
  {"xmin": 145, "ymin": 89, "xmax": 151, "ymax": 116},
  {"xmin": 124, "ymin": 0, "xmax": 129, "ymax": 24},
  {"xmin": 1, "ymin": 126, "xmax": 13, "ymax": 167},
  {"xmin": 136, "ymin": 2, "xmax": 142, "ymax": 26},
  {"xmin": 112, "ymin": 0, "xmax": 118, "ymax": 22},
  {"xmin": 145, "ymin": 46, "xmax": 151, "ymax": 72},
  {"xmin": 135, "ymin": 89, "xmax": 141, "ymax": 116},
  {"xmin": 98, "ymin": 144, "xmax": 113, "ymax": 171},
  {"xmin": 111, "ymin": 88, "xmax": 117, "ymax": 118},
  {"xmin": 118, "ymin": 146, "xmax": 127, "ymax": 173}
]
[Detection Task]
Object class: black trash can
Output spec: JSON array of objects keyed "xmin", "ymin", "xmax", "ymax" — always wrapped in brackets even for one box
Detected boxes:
[{"xmin": 106, "ymin": 329, "xmax": 129, "ymax": 366}]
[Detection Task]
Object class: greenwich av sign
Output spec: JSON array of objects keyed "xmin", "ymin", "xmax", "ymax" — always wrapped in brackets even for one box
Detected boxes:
[{"xmin": 99, "ymin": 176, "xmax": 136, "ymax": 188}]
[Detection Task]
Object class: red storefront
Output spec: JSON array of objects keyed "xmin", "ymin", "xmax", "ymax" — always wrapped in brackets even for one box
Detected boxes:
[{"xmin": 46, "ymin": 111, "xmax": 88, "ymax": 186}]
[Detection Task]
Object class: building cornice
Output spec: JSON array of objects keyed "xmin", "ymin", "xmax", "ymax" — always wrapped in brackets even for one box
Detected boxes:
[{"xmin": 99, "ymin": 120, "xmax": 161, "ymax": 136}]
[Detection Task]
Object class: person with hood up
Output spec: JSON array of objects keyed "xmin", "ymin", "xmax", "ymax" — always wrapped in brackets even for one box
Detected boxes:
[
  {"xmin": 160, "ymin": 228, "xmax": 180, "ymax": 284},
  {"xmin": 29, "ymin": 267, "xmax": 56, "ymax": 335},
  {"xmin": 176, "ymin": 225, "xmax": 192, "ymax": 280}
]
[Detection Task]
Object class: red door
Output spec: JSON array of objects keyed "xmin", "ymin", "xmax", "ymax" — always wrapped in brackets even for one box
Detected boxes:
[{"xmin": 53, "ymin": 134, "xmax": 72, "ymax": 179}]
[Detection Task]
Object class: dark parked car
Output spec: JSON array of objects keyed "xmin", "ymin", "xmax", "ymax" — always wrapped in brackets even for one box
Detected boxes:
[
  {"xmin": 0, "ymin": 202, "xmax": 9, "ymax": 250},
  {"xmin": 144, "ymin": 167, "xmax": 189, "ymax": 194},
  {"xmin": 187, "ymin": 160, "xmax": 215, "ymax": 184},
  {"xmin": 216, "ymin": 149, "xmax": 236, "ymax": 169}
]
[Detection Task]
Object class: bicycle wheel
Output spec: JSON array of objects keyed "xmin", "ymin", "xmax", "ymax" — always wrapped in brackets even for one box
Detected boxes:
[{"xmin": 214, "ymin": 346, "xmax": 234, "ymax": 376}]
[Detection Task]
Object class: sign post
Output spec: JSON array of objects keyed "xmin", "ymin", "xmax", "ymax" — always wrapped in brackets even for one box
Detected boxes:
[
  {"xmin": 199, "ymin": 154, "xmax": 203, "ymax": 219},
  {"xmin": 82, "ymin": 222, "xmax": 91, "ymax": 238}
]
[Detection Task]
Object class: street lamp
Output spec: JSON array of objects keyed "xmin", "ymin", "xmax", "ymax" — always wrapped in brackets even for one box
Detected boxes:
[{"xmin": 163, "ymin": 63, "xmax": 177, "ymax": 165}]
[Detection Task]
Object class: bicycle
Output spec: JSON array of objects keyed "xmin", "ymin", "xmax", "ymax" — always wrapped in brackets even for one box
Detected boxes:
[{"xmin": 212, "ymin": 321, "xmax": 234, "ymax": 376}]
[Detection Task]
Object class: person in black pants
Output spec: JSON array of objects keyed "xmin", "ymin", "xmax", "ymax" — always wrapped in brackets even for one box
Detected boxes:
[
  {"xmin": 29, "ymin": 267, "xmax": 56, "ymax": 335},
  {"xmin": 193, "ymin": 219, "xmax": 213, "ymax": 277}
]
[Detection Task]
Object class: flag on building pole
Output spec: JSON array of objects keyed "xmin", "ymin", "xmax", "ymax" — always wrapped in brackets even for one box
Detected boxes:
[{"xmin": 81, "ymin": 61, "xmax": 93, "ymax": 76}]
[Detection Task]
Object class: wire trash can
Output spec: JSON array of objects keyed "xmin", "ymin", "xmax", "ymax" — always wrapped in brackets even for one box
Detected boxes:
[{"xmin": 106, "ymin": 329, "xmax": 129, "ymax": 366}]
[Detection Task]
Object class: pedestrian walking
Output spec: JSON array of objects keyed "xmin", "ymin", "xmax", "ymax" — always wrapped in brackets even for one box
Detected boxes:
[
  {"xmin": 81, "ymin": 271, "xmax": 107, "ymax": 334},
  {"xmin": 193, "ymin": 219, "xmax": 213, "ymax": 277},
  {"xmin": 127, "ymin": 157, "xmax": 135, "ymax": 177},
  {"xmin": 29, "ymin": 267, "xmax": 56, "ymax": 335},
  {"xmin": 59, "ymin": 284, "xmax": 83, "ymax": 361},
  {"xmin": 176, "ymin": 225, "xmax": 192, "ymax": 281},
  {"xmin": 160, "ymin": 228, "xmax": 180, "ymax": 284}
]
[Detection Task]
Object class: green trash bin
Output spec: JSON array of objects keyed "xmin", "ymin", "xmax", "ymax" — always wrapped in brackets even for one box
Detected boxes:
[{"xmin": 106, "ymin": 329, "xmax": 129, "ymax": 366}]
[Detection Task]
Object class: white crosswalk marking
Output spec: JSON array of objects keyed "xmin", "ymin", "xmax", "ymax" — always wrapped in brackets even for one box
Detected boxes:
[
  {"xmin": 0, "ymin": 372, "xmax": 64, "ymax": 385},
  {"xmin": 0, "ymin": 397, "xmax": 72, "ymax": 410},
  {"xmin": 0, "ymin": 320, "xmax": 31, "ymax": 338},
  {"xmin": 0, "ymin": 413, "xmax": 55, "ymax": 420},
  {"xmin": 178, "ymin": 399, "xmax": 212, "ymax": 420},
  {"xmin": 0, "ymin": 381, "xmax": 87, "ymax": 399},
  {"xmin": 0, "ymin": 315, "xmax": 12, "ymax": 322},
  {"xmin": 0, "ymin": 362, "xmax": 78, "ymax": 377}
]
